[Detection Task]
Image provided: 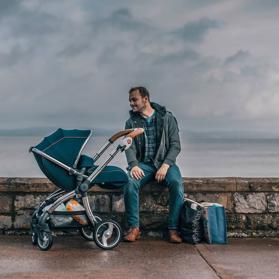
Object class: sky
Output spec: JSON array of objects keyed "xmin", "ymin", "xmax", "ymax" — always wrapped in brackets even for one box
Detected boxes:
[{"xmin": 0, "ymin": 0, "xmax": 279, "ymax": 135}]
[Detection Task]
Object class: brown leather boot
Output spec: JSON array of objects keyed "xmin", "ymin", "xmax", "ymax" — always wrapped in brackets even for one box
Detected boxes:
[
  {"xmin": 169, "ymin": 230, "xmax": 182, "ymax": 244},
  {"xmin": 123, "ymin": 227, "xmax": 141, "ymax": 242}
]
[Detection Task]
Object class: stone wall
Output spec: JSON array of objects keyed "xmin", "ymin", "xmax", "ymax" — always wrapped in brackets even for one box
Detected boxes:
[{"xmin": 0, "ymin": 177, "xmax": 278, "ymax": 237}]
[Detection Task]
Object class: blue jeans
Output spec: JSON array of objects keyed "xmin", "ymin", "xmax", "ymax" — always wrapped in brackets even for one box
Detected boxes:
[{"xmin": 124, "ymin": 162, "xmax": 184, "ymax": 230}]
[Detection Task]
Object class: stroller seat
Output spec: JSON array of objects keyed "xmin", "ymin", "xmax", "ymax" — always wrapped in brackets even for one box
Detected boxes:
[
  {"xmin": 32, "ymin": 129, "xmax": 128, "ymax": 192},
  {"xmin": 78, "ymin": 155, "xmax": 128, "ymax": 189}
]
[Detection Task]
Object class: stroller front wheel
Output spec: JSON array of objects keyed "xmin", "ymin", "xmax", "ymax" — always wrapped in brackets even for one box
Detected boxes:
[
  {"xmin": 31, "ymin": 232, "xmax": 38, "ymax": 246},
  {"xmin": 94, "ymin": 220, "xmax": 122, "ymax": 250},
  {"xmin": 37, "ymin": 231, "xmax": 53, "ymax": 251}
]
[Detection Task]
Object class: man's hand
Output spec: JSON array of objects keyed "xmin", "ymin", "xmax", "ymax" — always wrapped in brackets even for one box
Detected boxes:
[
  {"xmin": 155, "ymin": 163, "xmax": 170, "ymax": 182},
  {"xmin": 130, "ymin": 166, "xmax": 145, "ymax": 180}
]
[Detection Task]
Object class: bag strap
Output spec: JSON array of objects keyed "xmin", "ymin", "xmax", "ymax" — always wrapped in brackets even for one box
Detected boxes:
[
  {"xmin": 184, "ymin": 198, "xmax": 224, "ymax": 208},
  {"xmin": 184, "ymin": 197, "xmax": 203, "ymax": 207}
]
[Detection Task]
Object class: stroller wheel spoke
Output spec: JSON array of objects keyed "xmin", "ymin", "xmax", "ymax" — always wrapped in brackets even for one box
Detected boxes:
[
  {"xmin": 101, "ymin": 235, "xmax": 108, "ymax": 247},
  {"xmin": 31, "ymin": 232, "xmax": 38, "ymax": 246}
]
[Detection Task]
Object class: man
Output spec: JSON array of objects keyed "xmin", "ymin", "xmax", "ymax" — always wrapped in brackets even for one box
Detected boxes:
[{"xmin": 124, "ymin": 86, "xmax": 184, "ymax": 243}]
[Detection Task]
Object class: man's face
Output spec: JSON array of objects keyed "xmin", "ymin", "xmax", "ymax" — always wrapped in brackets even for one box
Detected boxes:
[{"xmin": 129, "ymin": 90, "xmax": 148, "ymax": 113}]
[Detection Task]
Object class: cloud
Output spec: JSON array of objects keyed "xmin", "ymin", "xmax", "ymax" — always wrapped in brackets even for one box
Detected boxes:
[
  {"xmin": 171, "ymin": 18, "xmax": 221, "ymax": 43},
  {"xmin": 58, "ymin": 7, "xmax": 155, "ymax": 59},
  {"xmin": 0, "ymin": 1, "xmax": 278, "ymax": 134},
  {"xmin": 0, "ymin": 0, "xmax": 21, "ymax": 17},
  {"xmin": 107, "ymin": 8, "xmax": 150, "ymax": 32},
  {"xmin": 153, "ymin": 49, "xmax": 200, "ymax": 65},
  {"xmin": 224, "ymin": 50, "xmax": 251, "ymax": 65}
]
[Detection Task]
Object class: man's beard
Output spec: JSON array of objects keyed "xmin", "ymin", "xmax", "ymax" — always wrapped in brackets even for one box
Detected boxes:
[{"xmin": 132, "ymin": 104, "xmax": 146, "ymax": 113}]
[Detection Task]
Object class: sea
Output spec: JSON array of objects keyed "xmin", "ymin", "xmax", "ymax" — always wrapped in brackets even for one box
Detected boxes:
[{"xmin": 0, "ymin": 133, "xmax": 279, "ymax": 177}]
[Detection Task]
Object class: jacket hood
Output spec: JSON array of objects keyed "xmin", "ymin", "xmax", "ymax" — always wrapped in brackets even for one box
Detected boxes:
[{"xmin": 129, "ymin": 102, "xmax": 167, "ymax": 118}]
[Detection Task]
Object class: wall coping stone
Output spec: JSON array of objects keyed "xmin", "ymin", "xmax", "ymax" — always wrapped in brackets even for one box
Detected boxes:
[{"xmin": 1, "ymin": 177, "xmax": 279, "ymax": 193}]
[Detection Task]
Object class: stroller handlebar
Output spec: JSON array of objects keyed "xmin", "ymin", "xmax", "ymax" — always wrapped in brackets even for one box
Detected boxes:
[
  {"xmin": 109, "ymin": 128, "xmax": 144, "ymax": 143},
  {"xmin": 126, "ymin": 128, "xmax": 145, "ymax": 139}
]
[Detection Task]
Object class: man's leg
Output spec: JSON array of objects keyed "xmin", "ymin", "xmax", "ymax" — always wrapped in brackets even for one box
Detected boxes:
[
  {"xmin": 124, "ymin": 163, "xmax": 156, "ymax": 240},
  {"xmin": 164, "ymin": 164, "xmax": 185, "ymax": 242}
]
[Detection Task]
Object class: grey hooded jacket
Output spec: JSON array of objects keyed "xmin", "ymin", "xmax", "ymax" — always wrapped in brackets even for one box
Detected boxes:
[{"xmin": 125, "ymin": 102, "xmax": 181, "ymax": 170}]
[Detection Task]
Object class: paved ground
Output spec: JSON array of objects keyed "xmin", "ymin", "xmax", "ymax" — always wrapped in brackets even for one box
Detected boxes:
[{"xmin": 0, "ymin": 236, "xmax": 278, "ymax": 279}]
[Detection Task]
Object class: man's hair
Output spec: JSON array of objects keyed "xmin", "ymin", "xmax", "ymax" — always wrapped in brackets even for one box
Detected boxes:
[{"xmin": 129, "ymin": 86, "xmax": 150, "ymax": 101}]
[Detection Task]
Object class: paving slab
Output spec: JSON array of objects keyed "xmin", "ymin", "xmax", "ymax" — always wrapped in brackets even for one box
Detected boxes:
[
  {"xmin": 0, "ymin": 236, "xmax": 278, "ymax": 279},
  {"xmin": 0, "ymin": 236, "xmax": 217, "ymax": 279},
  {"xmin": 196, "ymin": 238, "xmax": 279, "ymax": 279}
]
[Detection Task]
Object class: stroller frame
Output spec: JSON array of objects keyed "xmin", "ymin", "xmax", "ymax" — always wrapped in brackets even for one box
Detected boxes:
[{"xmin": 30, "ymin": 128, "xmax": 143, "ymax": 251}]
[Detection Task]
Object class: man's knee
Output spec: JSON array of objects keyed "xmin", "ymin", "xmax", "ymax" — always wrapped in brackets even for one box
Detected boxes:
[
  {"xmin": 166, "ymin": 178, "xmax": 184, "ymax": 194},
  {"xmin": 124, "ymin": 177, "xmax": 140, "ymax": 195}
]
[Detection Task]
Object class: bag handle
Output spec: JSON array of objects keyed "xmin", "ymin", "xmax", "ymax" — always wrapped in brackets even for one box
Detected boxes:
[{"xmin": 184, "ymin": 197, "xmax": 203, "ymax": 207}]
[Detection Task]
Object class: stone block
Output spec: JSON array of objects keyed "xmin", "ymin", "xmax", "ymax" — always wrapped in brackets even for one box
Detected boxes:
[
  {"xmin": 14, "ymin": 194, "xmax": 47, "ymax": 210},
  {"xmin": 140, "ymin": 193, "xmax": 169, "ymax": 213},
  {"xmin": 0, "ymin": 195, "xmax": 12, "ymax": 213},
  {"xmin": 88, "ymin": 194, "xmax": 110, "ymax": 213},
  {"xmin": 228, "ymin": 230, "xmax": 279, "ymax": 238},
  {"xmin": 235, "ymin": 178, "xmax": 249, "ymax": 192},
  {"xmin": 140, "ymin": 194, "xmax": 156, "ymax": 212},
  {"xmin": 185, "ymin": 177, "xmax": 236, "ymax": 192},
  {"xmin": 0, "ymin": 216, "xmax": 12, "ymax": 229},
  {"xmin": 140, "ymin": 213, "xmax": 168, "ymax": 230},
  {"xmin": 153, "ymin": 192, "xmax": 169, "ymax": 207},
  {"xmin": 236, "ymin": 178, "xmax": 279, "ymax": 192},
  {"xmin": 234, "ymin": 193, "xmax": 267, "ymax": 213},
  {"xmin": 140, "ymin": 182, "xmax": 169, "ymax": 193},
  {"xmin": 14, "ymin": 210, "xmax": 32, "ymax": 229},
  {"xmin": 267, "ymin": 193, "xmax": 279, "ymax": 212},
  {"xmin": 223, "ymin": 213, "xmax": 279, "ymax": 234},
  {"xmin": 227, "ymin": 231, "xmax": 249, "ymax": 238},
  {"xmin": 0, "ymin": 177, "xmax": 56, "ymax": 193},
  {"xmin": 89, "ymin": 185, "xmax": 121, "ymax": 193},
  {"xmin": 226, "ymin": 214, "xmax": 247, "ymax": 230},
  {"xmin": 246, "ymin": 214, "xmax": 279, "ymax": 230},
  {"xmin": 249, "ymin": 178, "xmax": 279, "ymax": 192},
  {"xmin": 112, "ymin": 194, "xmax": 125, "ymax": 213},
  {"xmin": 140, "ymin": 193, "xmax": 168, "ymax": 213}
]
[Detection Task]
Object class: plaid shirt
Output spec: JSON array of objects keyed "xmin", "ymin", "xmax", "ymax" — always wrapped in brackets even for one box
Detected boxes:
[
  {"xmin": 125, "ymin": 102, "xmax": 181, "ymax": 170},
  {"xmin": 140, "ymin": 112, "xmax": 157, "ymax": 163}
]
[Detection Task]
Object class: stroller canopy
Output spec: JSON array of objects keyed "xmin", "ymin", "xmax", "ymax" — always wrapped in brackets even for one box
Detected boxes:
[
  {"xmin": 32, "ymin": 129, "xmax": 128, "ymax": 191},
  {"xmin": 34, "ymin": 128, "xmax": 91, "ymax": 168}
]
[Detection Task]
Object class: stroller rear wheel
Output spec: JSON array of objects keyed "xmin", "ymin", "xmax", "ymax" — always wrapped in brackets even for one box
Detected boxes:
[
  {"xmin": 80, "ymin": 215, "xmax": 102, "ymax": 241},
  {"xmin": 94, "ymin": 220, "xmax": 122, "ymax": 250},
  {"xmin": 37, "ymin": 231, "xmax": 53, "ymax": 251}
]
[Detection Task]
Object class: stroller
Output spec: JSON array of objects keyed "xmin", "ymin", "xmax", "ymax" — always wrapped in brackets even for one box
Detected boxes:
[{"xmin": 29, "ymin": 127, "xmax": 143, "ymax": 251}]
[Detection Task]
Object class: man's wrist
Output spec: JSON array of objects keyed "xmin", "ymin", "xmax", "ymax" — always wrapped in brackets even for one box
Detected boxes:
[
  {"xmin": 163, "ymin": 159, "xmax": 174, "ymax": 167},
  {"xmin": 128, "ymin": 161, "xmax": 139, "ymax": 170}
]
